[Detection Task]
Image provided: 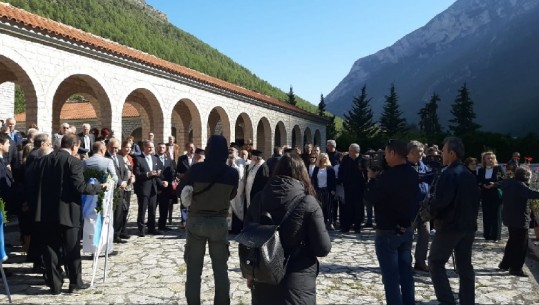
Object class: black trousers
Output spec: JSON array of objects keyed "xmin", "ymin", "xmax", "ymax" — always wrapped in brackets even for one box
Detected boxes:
[
  {"xmin": 482, "ymin": 196, "xmax": 502, "ymax": 240},
  {"xmin": 113, "ymin": 190, "xmax": 127, "ymax": 238},
  {"xmin": 500, "ymin": 227, "xmax": 528, "ymax": 271},
  {"xmin": 157, "ymin": 192, "xmax": 171, "ymax": 229},
  {"xmin": 42, "ymin": 224, "xmax": 83, "ymax": 293},
  {"xmin": 429, "ymin": 229, "xmax": 475, "ymax": 305},
  {"xmin": 137, "ymin": 193, "xmax": 157, "ymax": 231},
  {"xmin": 316, "ymin": 187, "xmax": 334, "ymax": 224},
  {"xmin": 342, "ymin": 186, "xmax": 364, "ymax": 231}
]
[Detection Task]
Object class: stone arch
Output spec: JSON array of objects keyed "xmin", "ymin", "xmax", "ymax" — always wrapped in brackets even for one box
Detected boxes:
[
  {"xmin": 291, "ymin": 125, "xmax": 302, "ymax": 148},
  {"xmin": 207, "ymin": 106, "xmax": 231, "ymax": 142},
  {"xmin": 256, "ymin": 117, "xmax": 272, "ymax": 158},
  {"xmin": 314, "ymin": 129, "xmax": 322, "ymax": 146},
  {"xmin": 171, "ymin": 98, "xmax": 202, "ymax": 148},
  {"xmin": 304, "ymin": 127, "xmax": 313, "ymax": 146},
  {"xmin": 51, "ymin": 74, "xmax": 112, "ymax": 133},
  {"xmin": 274, "ymin": 121, "xmax": 287, "ymax": 147},
  {"xmin": 234, "ymin": 112, "xmax": 254, "ymax": 147},
  {"xmin": 122, "ymin": 88, "xmax": 164, "ymax": 142},
  {"xmin": 0, "ymin": 54, "xmax": 40, "ymax": 130}
]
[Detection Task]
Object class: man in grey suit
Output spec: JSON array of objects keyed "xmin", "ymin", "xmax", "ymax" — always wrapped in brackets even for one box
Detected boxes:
[
  {"xmin": 84, "ymin": 141, "xmax": 118, "ymax": 185},
  {"xmin": 106, "ymin": 138, "xmax": 130, "ymax": 243}
]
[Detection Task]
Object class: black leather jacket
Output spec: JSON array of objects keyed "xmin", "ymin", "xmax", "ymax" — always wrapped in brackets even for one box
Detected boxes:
[
  {"xmin": 246, "ymin": 175, "xmax": 331, "ymax": 272},
  {"xmin": 430, "ymin": 161, "xmax": 480, "ymax": 232}
]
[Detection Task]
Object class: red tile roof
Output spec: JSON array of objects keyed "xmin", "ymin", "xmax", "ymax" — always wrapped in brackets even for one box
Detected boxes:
[
  {"xmin": 15, "ymin": 102, "xmax": 139, "ymax": 121},
  {"xmin": 0, "ymin": 3, "xmax": 311, "ymax": 116}
]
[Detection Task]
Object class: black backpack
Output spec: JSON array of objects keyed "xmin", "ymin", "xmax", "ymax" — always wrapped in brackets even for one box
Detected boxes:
[{"xmin": 235, "ymin": 195, "xmax": 304, "ymax": 285}]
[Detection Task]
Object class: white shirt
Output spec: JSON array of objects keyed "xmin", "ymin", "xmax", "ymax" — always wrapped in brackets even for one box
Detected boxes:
[
  {"xmin": 168, "ymin": 145, "xmax": 174, "ymax": 161},
  {"xmin": 145, "ymin": 154, "xmax": 153, "ymax": 171},
  {"xmin": 317, "ymin": 167, "xmax": 328, "ymax": 188},
  {"xmin": 485, "ymin": 167, "xmax": 494, "ymax": 179},
  {"xmin": 308, "ymin": 164, "xmax": 316, "ymax": 177}
]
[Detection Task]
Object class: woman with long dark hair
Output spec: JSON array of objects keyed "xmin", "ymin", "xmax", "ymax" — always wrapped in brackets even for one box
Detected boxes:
[{"xmin": 245, "ymin": 153, "xmax": 331, "ymax": 305}]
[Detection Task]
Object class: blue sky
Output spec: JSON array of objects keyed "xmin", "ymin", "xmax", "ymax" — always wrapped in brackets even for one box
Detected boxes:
[{"xmin": 146, "ymin": 0, "xmax": 456, "ymax": 105}]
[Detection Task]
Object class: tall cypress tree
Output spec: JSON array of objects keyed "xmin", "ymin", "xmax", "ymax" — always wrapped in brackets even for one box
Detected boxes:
[
  {"xmin": 343, "ymin": 85, "xmax": 377, "ymax": 142},
  {"xmin": 287, "ymin": 85, "xmax": 297, "ymax": 106},
  {"xmin": 418, "ymin": 92, "xmax": 442, "ymax": 140},
  {"xmin": 379, "ymin": 84, "xmax": 407, "ymax": 137},
  {"xmin": 318, "ymin": 94, "xmax": 326, "ymax": 116},
  {"xmin": 449, "ymin": 83, "xmax": 480, "ymax": 136},
  {"xmin": 326, "ymin": 115, "xmax": 337, "ymax": 140}
]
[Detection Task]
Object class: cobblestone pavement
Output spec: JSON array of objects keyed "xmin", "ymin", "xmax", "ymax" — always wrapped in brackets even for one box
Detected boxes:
[{"xmin": 2, "ymin": 201, "xmax": 539, "ymax": 304}]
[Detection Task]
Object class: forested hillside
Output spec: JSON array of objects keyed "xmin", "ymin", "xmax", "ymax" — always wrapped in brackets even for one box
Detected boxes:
[{"xmin": 2, "ymin": 0, "xmax": 319, "ymax": 113}]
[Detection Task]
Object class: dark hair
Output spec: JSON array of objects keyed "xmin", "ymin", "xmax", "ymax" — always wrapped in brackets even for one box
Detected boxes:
[
  {"xmin": 514, "ymin": 166, "xmax": 531, "ymax": 182},
  {"xmin": 443, "ymin": 136, "xmax": 465, "ymax": 159},
  {"xmin": 92, "ymin": 141, "xmax": 104, "ymax": 153},
  {"xmin": 0, "ymin": 134, "xmax": 9, "ymax": 145},
  {"xmin": 386, "ymin": 139, "xmax": 408, "ymax": 158},
  {"xmin": 61, "ymin": 134, "xmax": 80, "ymax": 149},
  {"xmin": 464, "ymin": 157, "xmax": 477, "ymax": 167},
  {"xmin": 273, "ymin": 154, "xmax": 316, "ymax": 197},
  {"xmin": 34, "ymin": 133, "xmax": 49, "ymax": 147}
]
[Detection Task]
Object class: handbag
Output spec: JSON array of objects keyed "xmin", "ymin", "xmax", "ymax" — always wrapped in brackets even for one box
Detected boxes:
[{"xmin": 235, "ymin": 194, "xmax": 305, "ymax": 285}]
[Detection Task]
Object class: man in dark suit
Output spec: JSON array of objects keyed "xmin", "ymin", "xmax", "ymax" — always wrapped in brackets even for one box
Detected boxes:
[
  {"xmin": 78, "ymin": 123, "xmax": 95, "ymax": 154},
  {"xmin": 134, "ymin": 140, "xmax": 167, "ymax": 236},
  {"xmin": 34, "ymin": 134, "xmax": 107, "ymax": 295},
  {"xmin": 244, "ymin": 149, "xmax": 270, "ymax": 210},
  {"xmin": 176, "ymin": 142, "xmax": 195, "ymax": 227},
  {"xmin": 156, "ymin": 142, "xmax": 175, "ymax": 231},
  {"xmin": 0, "ymin": 134, "xmax": 15, "ymax": 207},
  {"xmin": 176, "ymin": 142, "xmax": 195, "ymax": 179},
  {"xmin": 106, "ymin": 138, "xmax": 130, "ymax": 243}
]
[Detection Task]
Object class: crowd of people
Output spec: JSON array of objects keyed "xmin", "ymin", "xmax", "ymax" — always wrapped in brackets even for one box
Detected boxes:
[{"xmin": 0, "ymin": 117, "xmax": 538, "ymax": 304}]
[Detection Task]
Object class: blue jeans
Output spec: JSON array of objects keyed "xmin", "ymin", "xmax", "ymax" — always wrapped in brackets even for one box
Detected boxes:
[{"xmin": 375, "ymin": 228, "xmax": 415, "ymax": 305}]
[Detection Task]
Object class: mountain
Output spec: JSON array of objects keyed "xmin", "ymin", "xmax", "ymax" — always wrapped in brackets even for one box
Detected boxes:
[
  {"xmin": 1, "ymin": 0, "xmax": 319, "ymax": 113},
  {"xmin": 325, "ymin": 0, "xmax": 539, "ymax": 136}
]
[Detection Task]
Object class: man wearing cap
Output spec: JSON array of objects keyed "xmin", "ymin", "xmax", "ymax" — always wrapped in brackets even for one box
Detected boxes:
[
  {"xmin": 193, "ymin": 148, "xmax": 205, "ymax": 163},
  {"xmin": 244, "ymin": 149, "xmax": 270, "ymax": 210}
]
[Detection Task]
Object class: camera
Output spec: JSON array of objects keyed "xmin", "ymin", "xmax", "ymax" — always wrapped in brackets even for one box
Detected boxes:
[
  {"xmin": 424, "ymin": 154, "xmax": 443, "ymax": 171},
  {"xmin": 361, "ymin": 149, "xmax": 387, "ymax": 172}
]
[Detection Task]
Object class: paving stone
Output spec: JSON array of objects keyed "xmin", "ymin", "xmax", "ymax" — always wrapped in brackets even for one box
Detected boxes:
[{"xmin": 1, "ymin": 199, "xmax": 539, "ymax": 304}]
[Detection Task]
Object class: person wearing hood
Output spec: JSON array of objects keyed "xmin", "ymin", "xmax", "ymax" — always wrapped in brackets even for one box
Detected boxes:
[
  {"xmin": 181, "ymin": 135, "xmax": 239, "ymax": 305},
  {"xmin": 245, "ymin": 153, "xmax": 331, "ymax": 305}
]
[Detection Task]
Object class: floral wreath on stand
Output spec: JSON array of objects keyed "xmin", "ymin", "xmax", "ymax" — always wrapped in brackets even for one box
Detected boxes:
[{"xmin": 83, "ymin": 168, "xmax": 119, "ymax": 213}]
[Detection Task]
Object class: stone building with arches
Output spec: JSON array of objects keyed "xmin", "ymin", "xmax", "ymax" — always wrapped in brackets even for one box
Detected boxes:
[{"xmin": 0, "ymin": 4, "xmax": 326, "ymax": 158}]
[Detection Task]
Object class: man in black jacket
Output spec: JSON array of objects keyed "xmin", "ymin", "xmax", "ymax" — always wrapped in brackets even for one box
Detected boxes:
[
  {"xmin": 428, "ymin": 137, "xmax": 480, "ymax": 305},
  {"xmin": 339, "ymin": 143, "xmax": 366, "ymax": 233},
  {"xmin": 106, "ymin": 138, "xmax": 130, "ymax": 243},
  {"xmin": 365, "ymin": 139, "xmax": 418, "ymax": 305},
  {"xmin": 35, "ymin": 134, "xmax": 107, "ymax": 294}
]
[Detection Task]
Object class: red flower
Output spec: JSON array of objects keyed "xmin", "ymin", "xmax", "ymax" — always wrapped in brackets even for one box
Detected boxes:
[{"xmin": 525, "ymin": 156, "xmax": 533, "ymax": 162}]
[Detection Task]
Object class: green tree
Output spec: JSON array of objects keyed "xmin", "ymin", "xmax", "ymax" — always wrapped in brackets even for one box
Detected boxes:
[
  {"xmin": 379, "ymin": 84, "xmax": 407, "ymax": 137},
  {"xmin": 15, "ymin": 84, "xmax": 25, "ymax": 114},
  {"xmin": 318, "ymin": 94, "xmax": 326, "ymax": 116},
  {"xmin": 449, "ymin": 83, "xmax": 480, "ymax": 136},
  {"xmin": 326, "ymin": 115, "xmax": 337, "ymax": 140},
  {"xmin": 343, "ymin": 85, "xmax": 378, "ymax": 142},
  {"xmin": 287, "ymin": 85, "xmax": 297, "ymax": 106},
  {"xmin": 418, "ymin": 92, "xmax": 443, "ymax": 141}
]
